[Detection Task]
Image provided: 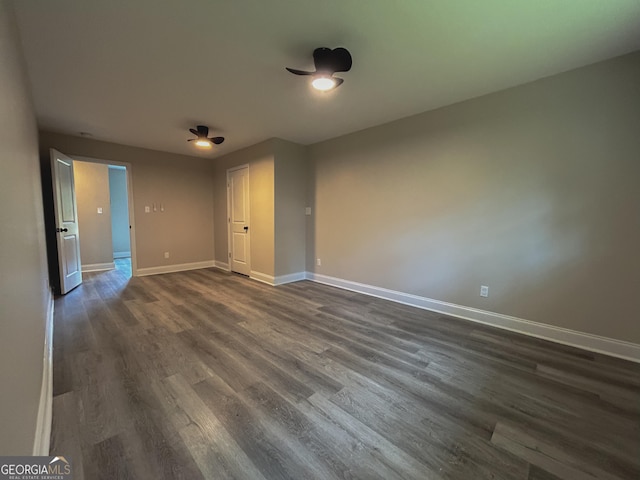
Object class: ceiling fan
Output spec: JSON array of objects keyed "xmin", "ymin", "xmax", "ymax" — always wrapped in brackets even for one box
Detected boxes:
[
  {"xmin": 286, "ymin": 47, "xmax": 352, "ymax": 91},
  {"xmin": 188, "ymin": 125, "xmax": 224, "ymax": 148}
]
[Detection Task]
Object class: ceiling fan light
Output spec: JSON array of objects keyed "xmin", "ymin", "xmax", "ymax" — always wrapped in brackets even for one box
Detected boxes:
[
  {"xmin": 195, "ymin": 139, "xmax": 212, "ymax": 148},
  {"xmin": 312, "ymin": 76, "xmax": 336, "ymax": 91}
]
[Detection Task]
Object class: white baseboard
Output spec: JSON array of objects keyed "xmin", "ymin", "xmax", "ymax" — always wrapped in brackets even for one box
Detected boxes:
[
  {"xmin": 275, "ymin": 272, "xmax": 307, "ymax": 286},
  {"xmin": 113, "ymin": 251, "xmax": 131, "ymax": 259},
  {"xmin": 248, "ymin": 270, "xmax": 306, "ymax": 286},
  {"xmin": 33, "ymin": 288, "xmax": 54, "ymax": 455},
  {"xmin": 82, "ymin": 262, "xmax": 115, "ymax": 273},
  {"xmin": 214, "ymin": 260, "xmax": 230, "ymax": 271},
  {"xmin": 250, "ymin": 270, "xmax": 275, "ymax": 285},
  {"xmin": 306, "ymin": 272, "xmax": 640, "ymax": 363},
  {"xmin": 136, "ymin": 260, "xmax": 215, "ymax": 277}
]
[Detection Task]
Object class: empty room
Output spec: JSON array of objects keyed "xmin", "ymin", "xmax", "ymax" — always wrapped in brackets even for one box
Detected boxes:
[{"xmin": 1, "ymin": 1, "xmax": 639, "ymax": 479}]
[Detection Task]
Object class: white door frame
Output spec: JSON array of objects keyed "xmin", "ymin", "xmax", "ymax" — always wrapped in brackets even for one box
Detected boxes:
[
  {"xmin": 227, "ymin": 164, "xmax": 251, "ymax": 274},
  {"xmin": 72, "ymin": 155, "xmax": 138, "ymax": 277}
]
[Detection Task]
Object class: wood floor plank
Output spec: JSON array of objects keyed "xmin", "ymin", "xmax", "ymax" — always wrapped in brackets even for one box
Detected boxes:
[
  {"xmin": 110, "ymin": 368, "xmax": 206, "ymax": 480},
  {"xmin": 491, "ymin": 422, "xmax": 623, "ymax": 480},
  {"xmin": 193, "ymin": 376, "xmax": 314, "ymax": 480},
  {"xmin": 50, "ymin": 260, "xmax": 640, "ymax": 480},
  {"xmin": 428, "ymin": 357, "xmax": 639, "ymax": 451},
  {"xmin": 50, "ymin": 391, "xmax": 86, "ymax": 480},
  {"xmin": 239, "ymin": 310, "xmax": 331, "ymax": 354},
  {"xmin": 330, "ymin": 385, "xmax": 528, "ymax": 480},
  {"xmin": 192, "ymin": 309, "xmax": 344, "ymax": 398},
  {"xmin": 76, "ymin": 380, "xmax": 130, "ymax": 445},
  {"xmin": 163, "ymin": 373, "xmax": 268, "ymax": 480},
  {"xmin": 422, "ymin": 361, "xmax": 640, "ymax": 477},
  {"xmin": 237, "ymin": 382, "xmax": 350, "ymax": 480},
  {"xmin": 528, "ymin": 465, "xmax": 564, "ymax": 480},
  {"xmin": 294, "ymin": 394, "xmax": 411, "ymax": 480},
  {"xmin": 536, "ymin": 364, "xmax": 640, "ymax": 405},
  {"xmin": 469, "ymin": 329, "xmax": 640, "ymax": 387},
  {"xmin": 306, "ymin": 392, "xmax": 440, "ymax": 480},
  {"xmin": 83, "ymin": 435, "xmax": 136, "ymax": 480}
]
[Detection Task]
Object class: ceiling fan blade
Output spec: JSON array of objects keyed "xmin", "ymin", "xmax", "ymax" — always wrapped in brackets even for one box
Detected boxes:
[
  {"xmin": 210, "ymin": 137, "xmax": 225, "ymax": 145},
  {"xmin": 196, "ymin": 125, "xmax": 209, "ymax": 137},
  {"xmin": 333, "ymin": 77, "xmax": 344, "ymax": 88},
  {"xmin": 187, "ymin": 138, "xmax": 195, "ymax": 142},
  {"xmin": 189, "ymin": 128, "xmax": 199, "ymax": 136},
  {"xmin": 286, "ymin": 67, "xmax": 314, "ymax": 76},
  {"xmin": 313, "ymin": 47, "xmax": 335, "ymax": 73},
  {"xmin": 331, "ymin": 47, "xmax": 352, "ymax": 72}
]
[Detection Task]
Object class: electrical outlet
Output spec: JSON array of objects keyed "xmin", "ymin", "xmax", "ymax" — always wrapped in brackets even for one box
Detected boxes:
[
  {"xmin": 97, "ymin": 207, "xmax": 103, "ymax": 214},
  {"xmin": 145, "ymin": 206, "xmax": 150, "ymax": 213},
  {"xmin": 316, "ymin": 258, "xmax": 321, "ymax": 266},
  {"xmin": 164, "ymin": 252, "xmax": 170, "ymax": 259},
  {"xmin": 480, "ymin": 285, "xmax": 489, "ymax": 297}
]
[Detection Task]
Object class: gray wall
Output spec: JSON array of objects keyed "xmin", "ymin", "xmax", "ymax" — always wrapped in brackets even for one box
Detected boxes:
[
  {"xmin": 308, "ymin": 51, "xmax": 640, "ymax": 344},
  {"xmin": 213, "ymin": 140, "xmax": 275, "ymax": 276},
  {"xmin": 39, "ymin": 132, "xmax": 215, "ymax": 270},
  {"xmin": 74, "ymin": 161, "xmax": 113, "ymax": 267},
  {"xmin": 213, "ymin": 138, "xmax": 309, "ymax": 279},
  {"xmin": 274, "ymin": 139, "xmax": 308, "ymax": 277},
  {"xmin": 0, "ymin": 0, "xmax": 51, "ymax": 454},
  {"xmin": 109, "ymin": 166, "xmax": 131, "ymax": 257}
]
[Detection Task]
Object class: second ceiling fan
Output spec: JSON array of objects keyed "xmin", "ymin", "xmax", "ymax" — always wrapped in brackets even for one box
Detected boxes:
[{"xmin": 188, "ymin": 125, "xmax": 224, "ymax": 149}]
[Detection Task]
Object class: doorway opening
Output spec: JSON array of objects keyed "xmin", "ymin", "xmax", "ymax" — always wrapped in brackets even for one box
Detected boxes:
[
  {"xmin": 72, "ymin": 157, "xmax": 136, "ymax": 280},
  {"xmin": 108, "ymin": 165, "xmax": 132, "ymax": 277}
]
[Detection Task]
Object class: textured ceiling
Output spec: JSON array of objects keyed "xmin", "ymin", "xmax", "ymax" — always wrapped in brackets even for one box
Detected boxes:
[{"xmin": 12, "ymin": 0, "xmax": 640, "ymax": 158}]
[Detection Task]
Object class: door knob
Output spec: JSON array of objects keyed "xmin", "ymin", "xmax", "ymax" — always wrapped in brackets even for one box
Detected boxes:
[
  {"xmin": 56, "ymin": 227, "xmax": 68, "ymax": 233},
  {"xmin": 244, "ymin": 226, "xmax": 249, "ymax": 231}
]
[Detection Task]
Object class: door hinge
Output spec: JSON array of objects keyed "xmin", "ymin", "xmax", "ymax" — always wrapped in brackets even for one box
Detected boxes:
[
  {"xmin": 228, "ymin": 252, "xmax": 231, "ymax": 258},
  {"xmin": 228, "ymin": 217, "xmax": 230, "ymax": 223}
]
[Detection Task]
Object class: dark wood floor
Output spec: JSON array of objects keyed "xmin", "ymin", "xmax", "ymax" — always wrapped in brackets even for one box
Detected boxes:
[{"xmin": 50, "ymin": 259, "xmax": 640, "ymax": 480}]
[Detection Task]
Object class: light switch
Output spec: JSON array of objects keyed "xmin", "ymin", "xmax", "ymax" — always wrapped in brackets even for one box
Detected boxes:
[
  {"xmin": 97, "ymin": 207, "xmax": 103, "ymax": 214},
  {"xmin": 145, "ymin": 206, "xmax": 150, "ymax": 213},
  {"xmin": 305, "ymin": 207, "xmax": 312, "ymax": 216}
]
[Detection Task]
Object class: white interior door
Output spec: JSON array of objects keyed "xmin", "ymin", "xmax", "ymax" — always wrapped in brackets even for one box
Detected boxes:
[
  {"xmin": 228, "ymin": 165, "xmax": 250, "ymax": 275},
  {"xmin": 50, "ymin": 149, "xmax": 82, "ymax": 293}
]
